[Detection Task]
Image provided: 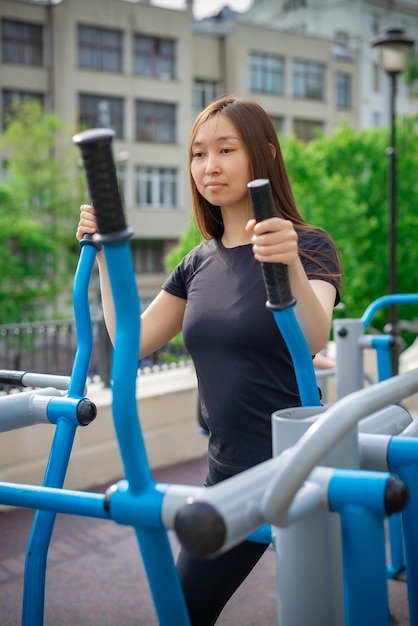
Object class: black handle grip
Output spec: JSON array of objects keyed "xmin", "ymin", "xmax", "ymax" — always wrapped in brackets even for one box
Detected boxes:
[
  {"xmin": 0, "ymin": 370, "xmax": 25, "ymax": 386},
  {"xmin": 72, "ymin": 128, "xmax": 132, "ymax": 242},
  {"xmin": 247, "ymin": 179, "xmax": 295, "ymax": 310}
]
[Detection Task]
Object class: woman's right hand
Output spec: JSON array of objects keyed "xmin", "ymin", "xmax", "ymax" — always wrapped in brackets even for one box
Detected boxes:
[{"xmin": 76, "ymin": 204, "xmax": 98, "ymax": 241}]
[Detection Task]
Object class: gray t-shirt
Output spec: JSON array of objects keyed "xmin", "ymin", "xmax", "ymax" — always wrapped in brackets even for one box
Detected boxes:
[{"xmin": 163, "ymin": 234, "xmax": 339, "ymax": 480}]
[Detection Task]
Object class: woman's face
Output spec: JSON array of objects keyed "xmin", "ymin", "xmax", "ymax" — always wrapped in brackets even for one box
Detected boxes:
[{"xmin": 190, "ymin": 113, "xmax": 252, "ymax": 213}]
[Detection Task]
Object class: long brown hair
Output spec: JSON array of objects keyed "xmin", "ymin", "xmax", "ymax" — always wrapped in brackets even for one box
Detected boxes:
[{"xmin": 188, "ymin": 95, "xmax": 342, "ymax": 287}]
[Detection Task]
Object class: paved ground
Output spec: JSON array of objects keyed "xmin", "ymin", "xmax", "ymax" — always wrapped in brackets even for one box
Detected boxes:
[{"xmin": 0, "ymin": 455, "xmax": 411, "ymax": 625}]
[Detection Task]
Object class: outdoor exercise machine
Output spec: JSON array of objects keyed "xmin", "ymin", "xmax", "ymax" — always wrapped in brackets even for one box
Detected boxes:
[{"xmin": 0, "ymin": 129, "xmax": 417, "ymax": 625}]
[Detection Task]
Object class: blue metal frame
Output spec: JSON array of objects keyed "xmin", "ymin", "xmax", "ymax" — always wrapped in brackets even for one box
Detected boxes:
[
  {"xmin": 361, "ymin": 292, "xmax": 418, "ymax": 581},
  {"xmin": 271, "ymin": 307, "xmax": 321, "ymax": 406},
  {"xmin": 387, "ymin": 437, "xmax": 418, "ymax": 625},
  {"xmin": 328, "ymin": 469, "xmax": 392, "ymax": 626},
  {"xmin": 102, "ymin": 240, "xmax": 190, "ymax": 625},
  {"xmin": 0, "ymin": 172, "xmax": 416, "ymax": 624},
  {"xmin": 22, "ymin": 237, "xmax": 98, "ymax": 626}
]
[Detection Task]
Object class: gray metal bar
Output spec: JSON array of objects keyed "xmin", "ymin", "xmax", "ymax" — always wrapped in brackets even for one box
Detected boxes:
[
  {"xmin": 400, "ymin": 416, "xmax": 418, "ymax": 437},
  {"xmin": 334, "ymin": 318, "xmax": 365, "ymax": 398},
  {"xmin": 167, "ymin": 459, "xmax": 334, "ymax": 554},
  {"xmin": 358, "ymin": 404, "xmax": 412, "ymax": 435},
  {"xmin": 358, "ymin": 433, "xmax": 392, "ymax": 472},
  {"xmin": 21, "ymin": 372, "xmax": 71, "ymax": 390},
  {"xmin": 263, "ymin": 369, "xmax": 418, "ymax": 524},
  {"xmin": 0, "ymin": 388, "xmax": 62, "ymax": 432}
]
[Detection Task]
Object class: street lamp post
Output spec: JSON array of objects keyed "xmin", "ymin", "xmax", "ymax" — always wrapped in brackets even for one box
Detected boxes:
[{"xmin": 370, "ymin": 24, "xmax": 415, "ymax": 375}]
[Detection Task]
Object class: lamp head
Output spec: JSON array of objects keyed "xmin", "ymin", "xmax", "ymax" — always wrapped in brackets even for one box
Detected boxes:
[{"xmin": 371, "ymin": 24, "xmax": 415, "ymax": 75}]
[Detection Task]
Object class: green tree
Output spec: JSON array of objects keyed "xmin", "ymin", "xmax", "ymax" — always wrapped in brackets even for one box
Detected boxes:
[
  {"xmin": 282, "ymin": 120, "xmax": 418, "ymax": 330},
  {"xmin": 165, "ymin": 216, "xmax": 202, "ymax": 269},
  {"xmin": 0, "ymin": 101, "xmax": 82, "ymax": 323},
  {"xmin": 405, "ymin": 54, "xmax": 418, "ymax": 99}
]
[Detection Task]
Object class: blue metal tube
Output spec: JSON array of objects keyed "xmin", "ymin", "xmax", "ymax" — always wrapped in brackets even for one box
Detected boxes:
[
  {"xmin": 387, "ymin": 437, "xmax": 418, "ymax": 625},
  {"xmin": 370, "ymin": 335, "xmax": 393, "ymax": 381},
  {"xmin": 22, "ymin": 419, "xmax": 78, "ymax": 626},
  {"xmin": 361, "ymin": 293, "xmax": 418, "ymax": 328},
  {"xmin": 21, "ymin": 240, "xmax": 97, "ymax": 625},
  {"xmin": 104, "ymin": 241, "xmax": 191, "ymax": 625},
  {"xmin": 272, "ymin": 308, "xmax": 321, "ymax": 406},
  {"xmin": 339, "ymin": 506, "xmax": 389, "ymax": 626},
  {"xmin": 0, "ymin": 482, "xmax": 107, "ymax": 517},
  {"xmin": 103, "ymin": 242, "xmax": 150, "ymax": 491},
  {"xmin": 328, "ymin": 470, "xmax": 392, "ymax": 626},
  {"xmin": 386, "ymin": 513, "xmax": 405, "ymax": 578},
  {"xmin": 68, "ymin": 240, "xmax": 97, "ymax": 398}
]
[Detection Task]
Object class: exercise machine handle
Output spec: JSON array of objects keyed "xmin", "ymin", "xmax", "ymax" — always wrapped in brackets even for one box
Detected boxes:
[{"xmin": 72, "ymin": 128, "xmax": 132, "ymax": 242}]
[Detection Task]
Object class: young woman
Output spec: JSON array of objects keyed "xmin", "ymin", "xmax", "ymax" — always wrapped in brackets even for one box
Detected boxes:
[{"xmin": 77, "ymin": 95, "xmax": 342, "ymax": 625}]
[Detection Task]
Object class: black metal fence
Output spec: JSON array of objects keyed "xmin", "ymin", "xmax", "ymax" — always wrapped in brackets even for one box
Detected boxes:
[{"xmin": 0, "ymin": 317, "xmax": 190, "ymax": 389}]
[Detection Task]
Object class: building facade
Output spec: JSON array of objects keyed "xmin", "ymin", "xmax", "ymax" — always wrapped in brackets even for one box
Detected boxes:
[
  {"xmin": 1, "ymin": 0, "xmax": 359, "ymax": 303},
  {"xmin": 245, "ymin": 0, "xmax": 418, "ymax": 129}
]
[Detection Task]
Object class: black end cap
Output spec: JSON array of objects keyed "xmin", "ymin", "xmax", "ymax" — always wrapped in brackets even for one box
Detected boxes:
[
  {"xmin": 385, "ymin": 476, "xmax": 409, "ymax": 516},
  {"xmin": 0, "ymin": 370, "xmax": 24, "ymax": 386},
  {"xmin": 175, "ymin": 501, "xmax": 227, "ymax": 557},
  {"xmin": 76, "ymin": 399, "xmax": 97, "ymax": 426},
  {"xmin": 266, "ymin": 297, "xmax": 296, "ymax": 312}
]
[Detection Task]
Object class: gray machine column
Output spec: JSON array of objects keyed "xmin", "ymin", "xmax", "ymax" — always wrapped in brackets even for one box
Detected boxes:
[
  {"xmin": 272, "ymin": 406, "xmax": 359, "ymax": 626},
  {"xmin": 334, "ymin": 318, "xmax": 365, "ymax": 398}
]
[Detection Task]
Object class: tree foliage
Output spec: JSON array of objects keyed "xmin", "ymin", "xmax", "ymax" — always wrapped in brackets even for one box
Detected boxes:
[
  {"xmin": 0, "ymin": 101, "xmax": 82, "ymax": 323},
  {"xmin": 282, "ymin": 120, "xmax": 418, "ymax": 330},
  {"xmin": 405, "ymin": 54, "xmax": 418, "ymax": 99}
]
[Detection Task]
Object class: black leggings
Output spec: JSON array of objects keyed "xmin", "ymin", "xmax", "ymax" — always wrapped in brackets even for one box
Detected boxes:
[
  {"xmin": 177, "ymin": 540, "xmax": 269, "ymax": 626},
  {"xmin": 176, "ymin": 462, "xmax": 269, "ymax": 625}
]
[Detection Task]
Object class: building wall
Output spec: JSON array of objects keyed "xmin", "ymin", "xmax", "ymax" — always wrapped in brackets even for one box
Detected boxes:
[
  {"xmin": 246, "ymin": 0, "xmax": 418, "ymax": 129},
  {"xmin": 1, "ymin": 0, "xmax": 360, "ymax": 301},
  {"xmin": 223, "ymin": 22, "xmax": 359, "ymax": 133}
]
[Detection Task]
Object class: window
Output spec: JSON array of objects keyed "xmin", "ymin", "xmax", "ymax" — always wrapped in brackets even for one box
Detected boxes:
[
  {"xmin": 2, "ymin": 90, "xmax": 44, "ymax": 129},
  {"xmin": 135, "ymin": 101, "xmax": 176, "ymax": 143},
  {"xmin": 135, "ymin": 166, "xmax": 178, "ymax": 208},
  {"xmin": 336, "ymin": 73, "xmax": 351, "ymax": 109},
  {"xmin": 134, "ymin": 34, "xmax": 176, "ymax": 79},
  {"xmin": 78, "ymin": 25, "xmax": 122, "ymax": 72},
  {"xmin": 78, "ymin": 94, "xmax": 124, "ymax": 138},
  {"xmin": 131, "ymin": 240, "xmax": 166, "ymax": 274},
  {"xmin": 2, "ymin": 19, "xmax": 43, "ymax": 66},
  {"xmin": 193, "ymin": 80, "xmax": 223, "ymax": 112},
  {"xmin": 293, "ymin": 118, "xmax": 323, "ymax": 142},
  {"xmin": 293, "ymin": 60, "xmax": 325, "ymax": 100},
  {"xmin": 250, "ymin": 52, "xmax": 284, "ymax": 95}
]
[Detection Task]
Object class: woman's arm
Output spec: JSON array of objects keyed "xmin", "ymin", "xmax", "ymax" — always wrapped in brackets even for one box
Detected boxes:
[
  {"xmin": 76, "ymin": 205, "xmax": 186, "ymax": 355},
  {"xmin": 77, "ymin": 205, "xmax": 117, "ymax": 341},
  {"xmin": 140, "ymin": 290, "xmax": 186, "ymax": 358},
  {"xmin": 247, "ymin": 217, "xmax": 337, "ymax": 355}
]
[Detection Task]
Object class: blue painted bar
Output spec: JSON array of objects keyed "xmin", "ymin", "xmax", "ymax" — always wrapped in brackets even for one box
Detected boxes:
[
  {"xmin": 388, "ymin": 437, "xmax": 418, "ymax": 625},
  {"xmin": 0, "ymin": 481, "xmax": 107, "ymax": 517},
  {"xmin": 329, "ymin": 470, "xmax": 393, "ymax": 626},
  {"xmin": 21, "ymin": 240, "xmax": 98, "ymax": 625},
  {"xmin": 104, "ymin": 241, "xmax": 191, "ymax": 625},
  {"xmin": 361, "ymin": 293, "xmax": 418, "ymax": 328},
  {"xmin": 370, "ymin": 335, "xmax": 393, "ymax": 381},
  {"xmin": 272, "ymin": 308, "xmax": 321, "ymax": 406}
]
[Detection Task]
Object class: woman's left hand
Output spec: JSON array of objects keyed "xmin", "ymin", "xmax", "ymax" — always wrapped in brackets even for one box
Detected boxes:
[{"xmin": 246, "ymin": 218, "xmax": 299, "ymax": 266}]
